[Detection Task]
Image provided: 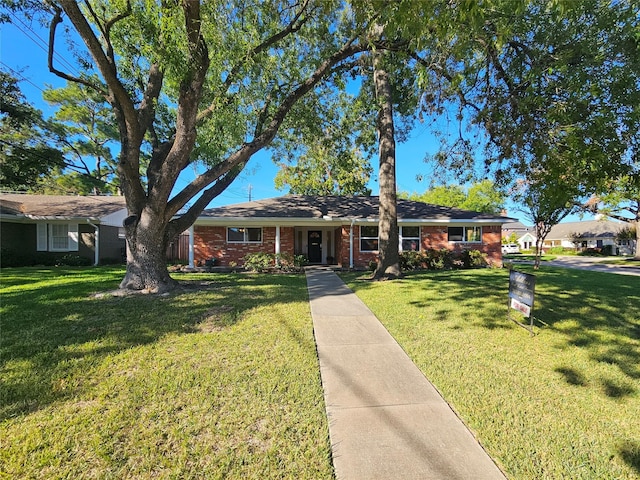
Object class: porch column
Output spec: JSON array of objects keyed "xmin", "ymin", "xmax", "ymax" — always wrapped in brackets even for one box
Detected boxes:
[
  {"xmin": 188, "ymin": 225, "xmax": 195, "ymax": 268},
  {"xmin": 349, "ymin": 220, "xmax": 354, "ymax": 269},
  {"xmin": 275, "ymin": 226, "xmax": 281, "ymax": 265}
]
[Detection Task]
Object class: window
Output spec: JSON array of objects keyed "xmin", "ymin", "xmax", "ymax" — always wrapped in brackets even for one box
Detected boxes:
[
  {"xmin": 448, "ymin": 226, "xmax": 482, "ymax": 243},
  {"xmin": 37, "ymin": 223, "xmax": 79, "ymax": 252},
  {"xmin": 360, "ymin": 225, "xmax": 378, "ymax": 252},
  {"xmin": 227, "ymin": 227, "xmax": 262, "ymax": 243},
  {"xmin": 400, "ymin": 226, "xmax": 420, "ymax": 251},
  {"xmin": 51, "ymin": 224, "xmax": 69, "ymax": 250}
]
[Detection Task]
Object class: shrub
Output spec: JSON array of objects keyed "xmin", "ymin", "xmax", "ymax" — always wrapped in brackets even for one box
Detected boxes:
[
  {"xmin": 276, "ymin": 253, "xmax": 308, "ymax": 272},
  {"xmin": 56, "ymin": 254, "xmax": 92, "ymax": 266},
  {"xmin": 547, "ymin": 246, "xmax": 570, "ymax": 255},
  {"xmin": 601, "ymin": 244, "xmax": 614, "ymax": 256},
  {"xmin": 424, "ymin": 248, "xmax": 453, "ymax": 270},
  {"xmin": 399, "ymin": 250, "xmax": 425, "ymax": 271},
  {"xmin": 458, "ymin": 249, "xmax": 487, "ymax": 269},
  {"xmin": 243, "ymin": 252, "xmax": 274, "ymax": 272}
]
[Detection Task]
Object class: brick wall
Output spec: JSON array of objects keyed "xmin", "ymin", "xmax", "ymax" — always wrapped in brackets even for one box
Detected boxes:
[
  {"xmin": 193, "ymin": 226, "xmax": 295, "ymax": 266},
  {"xmin": 420, "ymin": 225, "xmax": 502, "ymax": 265},
  {"xmin": 193, "ymin": 223, "xmax": 502, "ymax": 268}
]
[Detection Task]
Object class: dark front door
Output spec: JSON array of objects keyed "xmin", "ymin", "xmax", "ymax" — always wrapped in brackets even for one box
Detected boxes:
[{"xmin": 308, "ymin": 230, "xmax": 322, "ymax": 263}]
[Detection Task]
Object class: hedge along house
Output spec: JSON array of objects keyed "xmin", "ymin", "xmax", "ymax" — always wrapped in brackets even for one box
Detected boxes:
[
  {"xmin": 0, "ymin": 194, "xmax": 127, "ymax": 266},
  {"xmin": 189, "ymin": 195, "xmax": 514, "ymax": 269}
]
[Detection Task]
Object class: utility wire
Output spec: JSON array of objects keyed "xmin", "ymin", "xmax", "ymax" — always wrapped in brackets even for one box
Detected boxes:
[
  {"xmin": 0, "ymin": 62, "xmax": 46, "ymax": 93},
  {"xmin": 8, "ymin": 13, "xmax": 82, "ymax": 78}
]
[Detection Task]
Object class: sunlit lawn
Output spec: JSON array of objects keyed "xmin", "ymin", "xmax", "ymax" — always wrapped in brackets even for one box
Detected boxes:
[
  {"xmin": 0, "ymin": 267, "xmax": 333, "ymax": 479},
  {"xmin": 3, "ymin": 265, "xmax": 639, "ymax": 479},
  {"xmin": 342, "ymin": 266, "xmax": 640, "ymax": 479}
]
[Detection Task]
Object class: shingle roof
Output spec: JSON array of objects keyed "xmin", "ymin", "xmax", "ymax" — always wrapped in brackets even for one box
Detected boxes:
[
  {"xmin": 0, "ymin": 194, "xmax": 126, "ymax": 219},
  {"xmin": 201, "ymin": 195, "xmax": 512, "ymax": 222},
  {"xmin": 546, "ymin": 219, "xmax": 626, "ymax": 240}
]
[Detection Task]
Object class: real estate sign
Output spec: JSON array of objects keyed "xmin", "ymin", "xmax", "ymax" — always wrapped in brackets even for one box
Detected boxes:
[
  {"xmin": 509, "ymin": 270, "xmax": 535, "ymax": 316},
  {"xmin": 508, "ymin": 269, "xmax": 536, "ymax": 333}
]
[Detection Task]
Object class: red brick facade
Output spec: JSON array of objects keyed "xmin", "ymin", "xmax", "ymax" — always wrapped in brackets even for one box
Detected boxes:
[
  {"xmin": 194, "ymin": 226, "xmax": 295, "ymax": 266},
  {"xmin": 194, "ymin": 224, "xmax": 503, "ymax": 268}
]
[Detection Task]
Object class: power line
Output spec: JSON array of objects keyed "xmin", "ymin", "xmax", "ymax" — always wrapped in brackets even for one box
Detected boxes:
[
  {"xmin": 8, "ymin": 12, "xmax": 82, "ymax": 78},
  {"xmin": 0, "ymin": 62, "xmax": 46, "ymax": 93}
]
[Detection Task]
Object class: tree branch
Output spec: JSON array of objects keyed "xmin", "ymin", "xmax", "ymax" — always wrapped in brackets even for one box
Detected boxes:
[
  {"xmin": 48, "ymin": 6, "xmax": 106, "ymax": 94},
  {"xmin": 197, "ymin": 0, "xmax": 314, "ymax": 125}
]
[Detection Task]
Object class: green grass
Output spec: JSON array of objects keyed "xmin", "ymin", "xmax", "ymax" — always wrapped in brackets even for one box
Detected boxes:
[
  {"xmin": 0, "ymin": 267, "xmax": 333, "ymax": 479},
  {"xmin": 504, "ymin": 254, "xmax": 557, "ymax": 262},
  {"xmin": 342, "ymin": 267, "xmax": 640, "ymax": 479},
  {"xmin": 602, "ymin": 258, "xmax": 640, "ymax": 266}
]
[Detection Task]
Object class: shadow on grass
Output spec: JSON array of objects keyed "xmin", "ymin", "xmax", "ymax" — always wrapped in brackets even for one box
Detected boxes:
[
  {"xmin": 0, "ymin": 267, "xmax": 309, "ymax": 421},
  {"xmin": 619, "ymin": 440, "xmax": 640, "ymax": 475},
  {"xmin": 344, "ymin": 266, "xmax": 640, "ymax": 398}
]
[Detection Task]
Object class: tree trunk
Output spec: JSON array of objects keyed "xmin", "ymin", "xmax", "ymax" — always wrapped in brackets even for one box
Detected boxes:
[
  {"xmin": 372, "ymin": 49, "xmax": 401, "ymax": 280},
  {"xmin": 119, "ymin": 209, "xmax": 177, "ymax": 293}
]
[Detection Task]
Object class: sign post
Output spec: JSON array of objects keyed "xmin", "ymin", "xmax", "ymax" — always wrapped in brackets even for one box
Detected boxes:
[{"xmin": 507, "ymin": 269, "xmax": 536, "ymax": 334}]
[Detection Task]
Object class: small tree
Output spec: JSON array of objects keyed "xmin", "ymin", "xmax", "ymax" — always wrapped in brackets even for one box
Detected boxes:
[
  {"xmin": 568, "ymin": 232, "xmax": 583, "ymax": 251},
  {"xmin": 515, "ymin": 171, "xmax": 580, "ymax": 269}
]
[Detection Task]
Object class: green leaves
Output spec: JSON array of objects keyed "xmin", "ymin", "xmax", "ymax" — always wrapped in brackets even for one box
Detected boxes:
[{"xmin": 0, "ymin": 71, "xmax": 65, "ymax": 190}]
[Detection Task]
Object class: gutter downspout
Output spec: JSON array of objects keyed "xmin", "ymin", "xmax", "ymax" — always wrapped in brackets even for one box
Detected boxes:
[
  {"xmin": 87, "ymin": 220, "xmax": 99, "ymax": 266},
  {"xmin": 349, "ymin": 218, "xmax": 355, "ymax": 269}
]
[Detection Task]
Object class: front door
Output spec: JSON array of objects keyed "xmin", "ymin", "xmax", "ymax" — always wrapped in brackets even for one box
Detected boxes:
[{"xmin": 308, "ymin": 230, "xmax": 322, "ymax": 263}]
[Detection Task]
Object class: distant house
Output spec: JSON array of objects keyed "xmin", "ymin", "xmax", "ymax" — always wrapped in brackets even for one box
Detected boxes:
[
  {"xmin": 0, "ymin": 194, "xmax": 127, "ymax": 266},
  {"xmin": 190, "ymin": 195, "xmax": 514, "ymax": 268},
  {"xmin": 502, "ymin": 221, "xmax": 536, "ymax": 251},
  {"xmin": 543, "ymin": 219, "xmax": 633, "ymax": 255}
]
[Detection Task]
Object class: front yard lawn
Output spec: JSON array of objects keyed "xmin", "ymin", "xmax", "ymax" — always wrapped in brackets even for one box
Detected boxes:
[
  {"xmin": 0, "ymin": 267, "xmax": 333, "ymax": 479},
  {"xmin": 3, "ymin": 265, "xmax": 639, "ymax": 479},
  {"xmin": 342, "ymin": 266, "xmax": 640, "ymax": 479}
]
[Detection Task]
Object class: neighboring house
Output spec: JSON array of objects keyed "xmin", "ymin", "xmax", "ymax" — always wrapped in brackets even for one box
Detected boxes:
[
  {"xmin": 502, "ymin": 221, "xmax": 536, "ymax": 251},
  {"xmin": 190, "ymin": 195, "xmax": 513, "ymax": 268},
  {"xmin": 543, "ymin": 219, "xmax": 633, "ymax": 255},
  {"xmin": 0, "ymin": 194, "xmax": 127, "ymax": 266}
]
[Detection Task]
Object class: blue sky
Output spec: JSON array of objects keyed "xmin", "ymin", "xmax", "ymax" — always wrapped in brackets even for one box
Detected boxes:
[{"xmin": 2, "ymin": 17, "xmax": 590, "ymax": 225}]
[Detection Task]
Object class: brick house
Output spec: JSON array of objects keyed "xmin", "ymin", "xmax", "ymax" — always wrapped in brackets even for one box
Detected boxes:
[
  {"xmin": 189, "ymin": 195, "xmax": 513, "ymax": 269},
  {"xmin": 0, "ymin": 193, "xmax": 127, "ymax": 266}
]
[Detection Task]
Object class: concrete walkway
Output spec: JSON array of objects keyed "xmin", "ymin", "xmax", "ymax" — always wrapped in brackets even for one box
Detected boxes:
[{"xmin": 305, "ymin": 267, "xmax": 507, "ymax": 480}]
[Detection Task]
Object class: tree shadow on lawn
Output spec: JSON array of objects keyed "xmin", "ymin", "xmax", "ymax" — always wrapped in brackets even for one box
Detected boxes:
[
  {"xmin": 0, "ymin": 271, "xmax": 309, "ymax": 421},
  {"xmin": 348, "ymin": 267, "xmax": 640, "ymax": 396}
]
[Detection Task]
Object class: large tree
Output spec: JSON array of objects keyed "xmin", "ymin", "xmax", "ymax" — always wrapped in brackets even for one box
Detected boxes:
[
  {"xmin": 35, "ymin": 80, "xmax": 122, "ymax": 194},
  {"xmin": 405, "ymin": 180, "xmax": 506, "ymax": 215},
  {"xmin": 416, "ymin": 0, "xmax": 639, "ymax": 227},
  {"xmin": 371, "ymin": 41, "xmax": 401, "ymax": 279},
  {"xmin": 272, "ymin": 93, "xmax": 374, "ymax": 195},
  {"xmin": 0, "ymin": 70, "xmax": 65, "ymax": 190},
  {"xmin": 17, "ymin": 0, "xmax": 398, "ymax": 292}
]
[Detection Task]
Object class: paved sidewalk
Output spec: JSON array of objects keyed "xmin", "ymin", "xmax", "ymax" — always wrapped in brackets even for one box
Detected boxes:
[{"xmin": 305, "ymin": 267, "xmax": 506, "ymax": 480}]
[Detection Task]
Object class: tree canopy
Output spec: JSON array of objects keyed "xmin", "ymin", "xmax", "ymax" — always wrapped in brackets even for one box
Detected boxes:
[
  {"xmin": 404, "ymin": 180, "xmax": 506, "ymax": 215},
  {"xmin": 0, "ymin": 70, "xmax": 65, "ymax": 190}
]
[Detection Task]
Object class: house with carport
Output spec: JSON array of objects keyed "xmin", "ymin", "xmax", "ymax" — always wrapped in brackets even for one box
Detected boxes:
[{"xmin": 187, "ymin": 195, "xmax": 513, "ymax": 269}]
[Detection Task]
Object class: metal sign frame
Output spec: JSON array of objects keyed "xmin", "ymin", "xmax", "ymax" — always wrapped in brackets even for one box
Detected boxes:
[{"xmin": 507, "ymin": 269, "xmax": 536, "ymax": 334}]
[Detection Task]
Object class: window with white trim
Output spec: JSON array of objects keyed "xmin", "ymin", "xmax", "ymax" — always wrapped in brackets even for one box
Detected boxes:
[
  {"xmin": 360, "ymin": 225, "xmax": 379, "ymax": 252},
  {"xmin": 400, "ymin": 226, "xmax": 420, "ymax": 251},
  {"xmin": 36, "ymin": 223, "xmax": 79, "ymax": 251},
  {"xmin": 227, "ymin": 227, "xmax": 262, "ymax": 243},
  {"xmin": 448, "ymin": 226, "xmax": 482, "ymax": 243}
]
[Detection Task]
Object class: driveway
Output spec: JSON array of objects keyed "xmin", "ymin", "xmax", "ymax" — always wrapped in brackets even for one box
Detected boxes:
[{"xmin": 545, "ymin": 256, "xmax": 640, "ymax": 277}]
